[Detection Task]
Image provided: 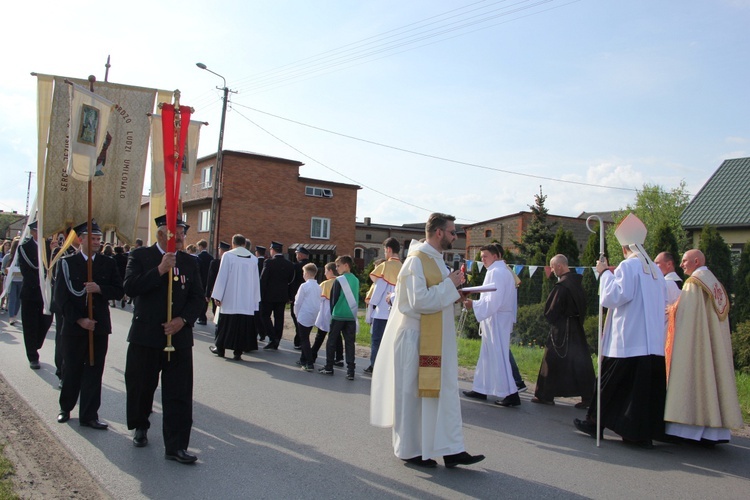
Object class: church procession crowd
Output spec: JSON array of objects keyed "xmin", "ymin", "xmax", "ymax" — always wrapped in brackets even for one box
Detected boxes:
[{"xmin": 0, "ymin": 210, "xmax": 744, "ymax": 470}]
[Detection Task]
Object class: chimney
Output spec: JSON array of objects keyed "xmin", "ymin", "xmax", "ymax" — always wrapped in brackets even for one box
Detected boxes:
[{"xmin": 364, "ymin": 217, "xmax": 371, "ymax": 226}]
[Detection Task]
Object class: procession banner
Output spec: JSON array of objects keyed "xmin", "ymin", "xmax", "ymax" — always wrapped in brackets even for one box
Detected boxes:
[
  {"xmin": 37, "ymin": 75, "xmax": 158, "ymax": 243},
  {"xmin": 148, "ymin": 113, "xmax": 203, "ymax": 244},
  {"xmin": 67, "ymin": 82, "xmax": 115, "ymax": 181}
]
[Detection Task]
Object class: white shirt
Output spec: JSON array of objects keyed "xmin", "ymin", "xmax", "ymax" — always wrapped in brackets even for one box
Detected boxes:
[
  {"xmin": 293, "ymin": 278, "xmax": 321, "ymax": 327},
  {"xmin": 599, "ymin": 254, "xmax": 668, "ymax": 358}
]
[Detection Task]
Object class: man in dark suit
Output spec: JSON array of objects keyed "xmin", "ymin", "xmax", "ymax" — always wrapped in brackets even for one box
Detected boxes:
[
  {"xmin": 254, "ymin": 246, "xmax": 267, "ymax": 341},
  {"xmin": 54, "ymin": 221, "xmax": 123, "ymax": 429},
  {"xmin": 124, "ymin": 214, "xmax": 204, "ymax": 464},
  {"xmin": 289, "ymin": 246, "xmax": 311, "ymax": 350},
  {"xmin": 18, "ymin": 220, "xmax": 53, "ymax": 369},
  {"xmin": 205, "ymin": 241, "xmax": 230, "ymax": 337},
  {"xmin": 195, "ymin": 239, "xmax": 213, "ymax": 325},
  {"xmin": 260, "ymin": 241, "xmax": 294, "ymax": 350}
]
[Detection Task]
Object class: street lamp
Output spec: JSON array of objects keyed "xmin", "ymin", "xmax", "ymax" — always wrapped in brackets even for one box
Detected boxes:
[{"xmin": 196, "ymin": 62, "xmax": 233, "ymax": 255}]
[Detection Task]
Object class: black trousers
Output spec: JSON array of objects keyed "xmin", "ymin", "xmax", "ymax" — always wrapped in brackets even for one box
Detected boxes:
[
  {"xmin": 290, "ymin": 301, "xmax": 300, "ymax": 347},
  {"xmin": 311, "ymin": 329, "xmax": 343, "ymax": 362},
  {"xmin": 261, "ymin": 301, "xmax": 286, "ymax": 345},
  {"xmin": 54, "ymin": 311, "xmax": 65, "ymax": 379},
  {"xmin": 297, "ymin": 324, "xmax": 314, "ymax": 366},
  {"xmin": 59, "ymin": 334, "xmax": 109, "ymax": 421},
  {"xmin": 326, "ymin": 319, "xmax": 356, "ymax": 374},
  {"xmin": 21, "ymin": 300, "xmax": 52, "ymax": 362},
  {"xmin": 125, "ymin": 343, "xmax": 193, "ymax": 454},
  {"xmin": 198, "ymin": 300, "xmax": 209, "ymax": 323}
]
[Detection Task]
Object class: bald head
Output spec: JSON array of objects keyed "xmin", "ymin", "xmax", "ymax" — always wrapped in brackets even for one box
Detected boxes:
[
  {"xmin": 654, "ymin": 251, "xmax": 677, "ymax": 277},
  {"xmin": 680, "ymin": 249, "xmax": 705, "ymax": 276},
  {"xmin": 550, "ymin": 254, "xmax": 569, "ymax": 277}
]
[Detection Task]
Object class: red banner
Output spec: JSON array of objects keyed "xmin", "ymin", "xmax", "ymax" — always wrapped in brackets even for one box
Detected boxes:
[{"xmin": 160, "ymin": 103, "xmax": 192, "ymax": 252}]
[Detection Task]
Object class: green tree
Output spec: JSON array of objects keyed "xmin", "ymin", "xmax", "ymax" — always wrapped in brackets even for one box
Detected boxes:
[
  {"xmin": 698, "ymin": 224, "xmax": 733, "ymax": 297},
  {"xmin": 732, "ymin": 242, "xmax": 750, "ymax": 328},
  {"xmin": 581, "ymin": 225, "xmax": 607, "ymax": 317},
  {"xmin": 606, "ymin": 182, "xmax": 690, "ymax": 265},
  {"xmin": 513, "ymin": 187, "xmax": 557, "ymax": 266},
  {"xmin": 542, "ymin": 227, "xmax": 580, "ymax": 299}
]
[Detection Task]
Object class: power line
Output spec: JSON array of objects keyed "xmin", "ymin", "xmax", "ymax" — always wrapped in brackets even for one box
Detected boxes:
[
  {"xmin": 230, "ymin": 107, "xmax": 475, "ymax": 221},
  {"xmin": 232, "ymin": 102, "xmax": 639, "ymax": 192}
]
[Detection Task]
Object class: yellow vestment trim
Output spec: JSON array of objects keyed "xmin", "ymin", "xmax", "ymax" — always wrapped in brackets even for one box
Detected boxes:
[{"xmin": 413, "ymin": 251, "xmax": 443, "ymax": 398}]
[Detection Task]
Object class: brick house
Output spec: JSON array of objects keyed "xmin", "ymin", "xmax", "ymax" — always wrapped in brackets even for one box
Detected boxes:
[
  {"xmin": 354, "ymin": 217, "xmax": 466, "ymax": 270},
  {"xmin": 140, "ymin": 150, "xmax": 360, "ymax": 264},
  {"xmin": 463, "ymin": 211, "xmax": 614, "ymax": 262}
]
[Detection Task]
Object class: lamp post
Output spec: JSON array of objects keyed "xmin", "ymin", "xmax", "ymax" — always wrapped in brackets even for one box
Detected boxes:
[{"xmin": 196, "ymin": 62, "xmax": 233, "ymax": 255}]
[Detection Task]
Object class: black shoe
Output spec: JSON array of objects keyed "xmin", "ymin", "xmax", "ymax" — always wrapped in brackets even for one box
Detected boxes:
[
  {"xmin": 333, "ymin": 360, "xmax": 344, "ymax": 367},
  {"xmin": 301, "ymin": 365, "xmax": 314, "ymax": 372},
  {"xmin": 165, "ymin": 449, "xmax": 197, "ymax": 464},
  {"xmin": 293, "ymin": 345, "xmax": 302, "ymax": 350},
  {"xmin": 57, "ymin": 411, "xmax": 70, "ymax": 423},
  {"xmin": 495, "ymin": 392, "xmax": 521, "ymax": 407},
  {"xmin": 209, "ymin": 346, "xmax": 225, "ymax": 357},
  {"xmin": 263, "ymin": 342, "xmax": 278, "ymax": 350},
  {"xmin": 517, "ymin": 383, "xmax": 528, "ymax": 393},
  {"xmin": 573, "ymin": 418, "xmax": 601, "ymax": 439},
  {"xmin": 29, "ymin": 360, "xmax": 41, "ymax": 370},
  {"xmin": 346, "ymin": 373, "xmax": 354, "ymax": 381},
  {"xmin": 403, "ymin": 456, "xmax": 437, "ymax": 468},
  {"xmin": 463, "ymin": 390, "xmax": 487, "ymax": 400},
  {"xmin": 232, "ymin": 354, "xmax": 242, "ymax": 361},
  {"xmin": 196, "ymin": 320, "xmax": 207, "ymax": 325},
  {"xmin": 80, "ymin": 419, "xmax": 108, "ymax": 430},
  {"xmin": 531, "ymin": 397, "xmax": 555, "ymax": 405},
  {"xmin": 363, "ymin": 366, "xmax": 373, "ymax": 375},
  {"xmin": 133, "ymin": 428, "xmax": 148, "ymax": 447},
  {"xmin": 444, "ymin": 452, "xmax": 485, "ymax": 468},
  {"xmin": 318, "ymin": 367, "xmax": 334, "ymax": 375}
]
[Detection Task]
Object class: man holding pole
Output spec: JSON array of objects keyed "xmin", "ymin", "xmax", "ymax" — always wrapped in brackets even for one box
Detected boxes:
[
  {"xmin": 124, "ymin": 215, "xmax": 204, "ymax": 464},
  {"xmin": 574, "ymin": 213, "xmax": 668, "ymax": 449},
  {"xmin": 54, "ymin": 221, "xmax": 123, "ymax": 429}
]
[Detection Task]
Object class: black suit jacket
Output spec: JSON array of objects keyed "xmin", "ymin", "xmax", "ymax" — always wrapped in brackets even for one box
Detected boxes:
[
  {"xmin": 205, "ymin": 258, "xmax": 220, "ymax": 298},
  {"xmin": 256, "ymin": 256, "xmax": 265, "ymax": 274},
  {"xmin": 124, "ymin": 245, "xmax": 204, "ymax": 350},
  {"xmin": 53, "ymin": 253, "xmax": 124, "ymax": 336},
  {"xmin": 290, "ymin": 258, "xmax": 310, "ymax": 299},
  {"xmin": 197, "ymin": 250, "xmax": 213, "ymax": 288},
  {"xmin": 18, "ymin": 238, "xmax": 45, "ymax": 301},
  {"xmin": 260, "ymin": 254, "xmax": 294, "ymax": 303}
]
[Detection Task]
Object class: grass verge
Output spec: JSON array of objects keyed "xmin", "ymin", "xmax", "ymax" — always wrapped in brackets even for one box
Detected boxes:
[{"xmin": 0, "ymin": 443, "xmax": 18, "ymax": 500}]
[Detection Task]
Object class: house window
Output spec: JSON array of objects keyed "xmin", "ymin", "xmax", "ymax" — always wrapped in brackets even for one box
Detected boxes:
[
  {"xmin": 355, "ymin": 248, "xmax": 362, "ymax": 259},
  {"xmin": 201, "ymin": 165, "xmax": 213, "ymax": 189},
  {"xmin": 485, "ymin": 229, "xmax": 492, "ymax": 238},
  {"xmin": 199, "ymin": 209, "xmax": 210, "ymax": 232},
  {"xmin": 365, "ymin": 234, "xmax": 372, "ymax": 241},
  {"xmin": 305, "ymin": 186, "xmax": 333, "ymax": 198},
  {"xmin": 311, "ymin": 217, "xmax": 330, "ymax": 239}
]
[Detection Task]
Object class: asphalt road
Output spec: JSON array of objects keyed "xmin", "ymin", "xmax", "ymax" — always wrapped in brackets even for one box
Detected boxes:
[{"xmin": 1, "ymin": 307, "xmax": 749, "ymax": 499}]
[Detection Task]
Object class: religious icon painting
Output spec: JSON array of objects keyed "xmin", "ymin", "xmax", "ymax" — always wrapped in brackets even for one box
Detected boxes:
[{"xmin": 78, "ymin": 104, "xmax": 99, "ymax": 146}]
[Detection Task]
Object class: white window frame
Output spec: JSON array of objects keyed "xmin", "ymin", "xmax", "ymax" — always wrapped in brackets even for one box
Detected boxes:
[
  {"xmin": 201, "ymin": 165, "xmax": 214, "ymax": 189},
  {"xmin": 310, "ymin": 217, "xmax": 330, "ymax": 239},
  {"xmin": 305, "ymin": 185, "xmax": 333, "ymax": 198},
  {"xmin": 198, "ymin": 209, "xmax": 210, "ymax": 232}
]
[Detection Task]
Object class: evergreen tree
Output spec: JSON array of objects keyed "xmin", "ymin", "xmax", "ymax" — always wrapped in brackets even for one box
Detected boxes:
[
  {"xmin": 732, "ymin": 242, "xmax": 750, "ymax": 328},
  {"xmin": 513, "ymin": 186, "xmax": 557, "ymax": 266},
  {"xmin": 698, "ymin": 224, "xmax": 733, "ymax": 296}
]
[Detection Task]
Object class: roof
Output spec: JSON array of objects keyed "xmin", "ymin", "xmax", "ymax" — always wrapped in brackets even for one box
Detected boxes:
[
  {"xmin": 681, "ymin": 157, "xmax": 750, "ymax": 229},
  {"xmin": 197, "ymin": 150, "xmax": 304, "ymax": 167}
]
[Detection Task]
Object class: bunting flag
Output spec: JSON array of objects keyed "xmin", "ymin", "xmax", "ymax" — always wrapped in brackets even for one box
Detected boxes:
[
  {"xmin": 514, "ymin": 264, "xmax": 524, "ymax": 275},
  {"xmin": 160, "ymin": 102, "xmax": 192, "ymax": 253},
  {"xmin": 528, "ymin": 265, "xmax": 539, "ymax": 277},
  {"xmin": 67, "ymin": 83, "xmax": 115, "ymax": 181},
  {"xmin": 575, "ymin": 267, "xmax": 585, "ymax": 275},
  {"xmin": 37, "ymin": 74, "xmax": 160, "ymax": 243},
  {"xmin": 149, "ymin": 113, "xmax": 202, "ymax": 244}
]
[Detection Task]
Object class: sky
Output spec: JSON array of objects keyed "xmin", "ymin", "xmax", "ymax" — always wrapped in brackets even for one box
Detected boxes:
[{"xmin": 1, "ymin": 0, "xmax": 749, "ymax": 226}]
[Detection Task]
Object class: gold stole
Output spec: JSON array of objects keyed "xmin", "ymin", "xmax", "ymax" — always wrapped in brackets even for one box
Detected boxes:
[{"xmin": 414, "ymin": 251, "xmax": 444, "ymax": 398}]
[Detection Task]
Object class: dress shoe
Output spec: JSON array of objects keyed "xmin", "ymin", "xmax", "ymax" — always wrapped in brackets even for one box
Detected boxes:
[
  {"xmin": 531, "ymin": 397, "xmax": 555, "ymax": 405},
  {"xmin": 573, "ymin": 418, "xmax": 602, "ymax": 439},
  {"xmin": 165, "ymin": 449, "xmax": 197, "ymax": 464},
  {"xmin": 80, "ymin": 419, "xmax": 108, "ymax": 430},
  {"xmin": 263, "ymin": 342, "xmax": 278, "ymax": 350},
  {"xmin": 495, "ymin": 392, "xmax": 521, "ymax": 407},
  {"xmin": 403, "ymin": 456, "xmax": 437, "ymax": 468},
  {"xmin": 209, "ymin": 345, "xmax": 225, "ymax": 357},
  {"xmin": 444, "ymin": 451, "xmax": 485, "ymax": 468},
  {"xmin": 517, "ymin": 383, "xmax": 528, "ymax": 393},
  {"xmin": 57, "ymin": 411, "xmax": 70, "ymax": 423},
  {"xmin": 133, "ymin": 428, "xmax": 148, "ymax": 447},
  {"xmin": 462, "ymin": 390, "xmax": 487, "ymax": 400},
  {"xmin": 29, "ymin": 360, "xmax": 41, "ymax": 370}
]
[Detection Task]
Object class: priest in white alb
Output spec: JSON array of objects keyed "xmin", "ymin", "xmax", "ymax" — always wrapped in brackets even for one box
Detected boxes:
[
  {"xmin": 209, "ymin": 234, "xmax": 261, "ymax": 361},
  {"xmin": 370, "ymin": 213, "xmax": 485, "ymax": 469},
  {"xmin": 664, "ymin": 249, "xmax": 743, "ymax": 444}
]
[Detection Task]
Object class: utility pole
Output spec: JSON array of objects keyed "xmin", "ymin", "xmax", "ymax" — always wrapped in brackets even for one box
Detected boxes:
[{"xmin": 24, "ymin": 171, "xmax": 33, "ymax": 215}]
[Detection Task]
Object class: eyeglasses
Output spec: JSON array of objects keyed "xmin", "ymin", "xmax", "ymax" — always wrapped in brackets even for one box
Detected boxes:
[{"xmin": 441, "ymin": 229, "xmax": 457, "ymax": 236}]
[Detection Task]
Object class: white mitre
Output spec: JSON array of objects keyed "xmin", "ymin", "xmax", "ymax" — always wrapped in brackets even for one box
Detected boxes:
[{"xmin": 615, "ymin": 213, "xmax": 658, "ymax": 278}]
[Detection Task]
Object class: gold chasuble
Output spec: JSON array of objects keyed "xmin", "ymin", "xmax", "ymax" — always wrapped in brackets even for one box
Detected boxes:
[{"xmin": 414, "ymin": 251, "xmax": 444, "ymax": 398}]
